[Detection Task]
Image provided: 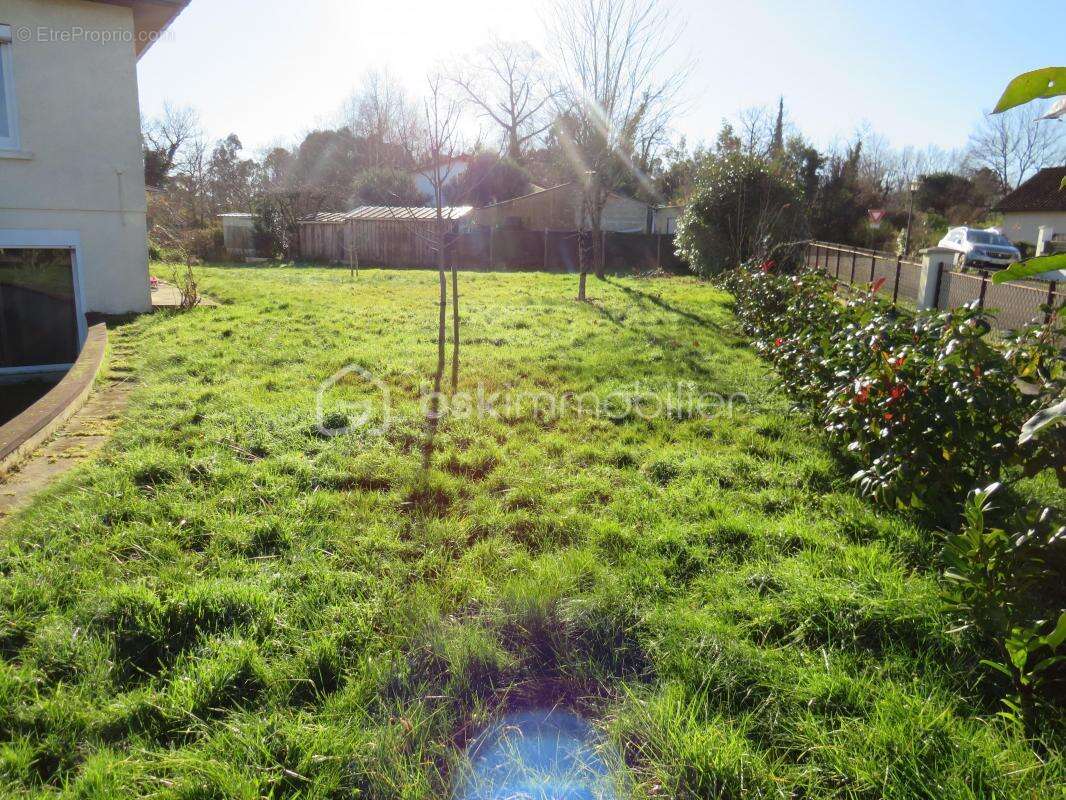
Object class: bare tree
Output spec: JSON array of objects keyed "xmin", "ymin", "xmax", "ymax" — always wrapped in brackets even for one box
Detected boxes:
[
  {"xmin": 966, "ymin": 104, "xmax": 1066, "ymax": 189},
  {"xmin": 736, "ymin": 105, "xmax": 774, "ymax": 159},
  {"xmin": 142, "ymin": 103, "xmax": 201, "ymax": 186},
  {"xmin": 448, "ymin": 37, "xmax": 556, "ymax": 162},
  {"xmin": 548, "ymin": 0, "xmax": 686, "ymax": 291},
  {"xmin": 339, "ymin": 69, "xmax": 422, "ymax": 167}
]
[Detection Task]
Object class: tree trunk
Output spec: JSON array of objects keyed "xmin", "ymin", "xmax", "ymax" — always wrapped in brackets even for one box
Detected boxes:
[
  {"xmin": 423, "ymin": 219, "xmax": 448, "ymax": 471},
  {"xmin": 577, "ymin": 229, "xmax": 591, "ymax": 301},
  {"xmin": 449, "ymin": 233, "xmax": 460, "ymax": 394},
  {"xmin": 594, "ymin": 219, "xmax": 605, "ymax": 280}
]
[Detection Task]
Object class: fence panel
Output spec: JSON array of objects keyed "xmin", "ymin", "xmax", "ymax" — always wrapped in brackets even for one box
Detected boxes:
[{"xmin": 807, "ymin": 241, "xmax": 1064, "ymax": 330}]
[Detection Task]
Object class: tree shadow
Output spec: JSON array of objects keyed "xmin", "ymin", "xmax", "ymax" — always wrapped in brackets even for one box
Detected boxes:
[{"xmin": 604, "ymin": 278, "xmax": 722, "ymax": 330}]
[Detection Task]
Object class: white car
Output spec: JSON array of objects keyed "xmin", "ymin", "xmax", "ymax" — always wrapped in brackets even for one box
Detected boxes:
[{"xmin": 938, "ymin": 227, "xmax": 1021, "ymax": 270}]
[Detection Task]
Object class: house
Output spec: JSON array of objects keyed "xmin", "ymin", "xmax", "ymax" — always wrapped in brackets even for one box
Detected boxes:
[
  {"xmin": 471, "ymin": 182, "xmax": 652, "ymax": 233},
  {"xmin": 993, "ymin": 166, "xmax": 1066, "ymax": 250},
  {"xmin": 0, "ymin": 0, "xmax": 187, "ymax": 376},
  {"xmin": 652, "ymin": 205, "xmax": 684, "ymax": 235},
  {"xmin": 413, "ymin": 156, "xmax": 471, "ymax": 206}
]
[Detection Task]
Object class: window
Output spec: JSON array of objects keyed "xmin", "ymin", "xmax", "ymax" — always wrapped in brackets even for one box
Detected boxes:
[
  {"xmin": 0, "ymin": 232, "xmax": 86, "ymax": 374},
  {"xmin": 0, "ymin": 24, "xmax": 20, "ymax": 151},
  {"xmin": 0, "ymin": 249, "xmax": 79, "ymax": 368},
  {"xmin": 966, "ymin": 230, "xmax": 1011, "ymax": 246}
]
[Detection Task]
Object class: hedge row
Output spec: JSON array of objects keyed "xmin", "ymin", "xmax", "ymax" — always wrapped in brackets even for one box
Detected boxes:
[{"xmin": 720, "ymin": 261, "xmax": 1061, "ymax": 521}]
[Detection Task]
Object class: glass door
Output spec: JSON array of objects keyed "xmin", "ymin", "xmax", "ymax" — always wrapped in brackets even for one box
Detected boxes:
[{"xmin": 0, "ymin": 247, "xmax": 80, "ymax": 369}]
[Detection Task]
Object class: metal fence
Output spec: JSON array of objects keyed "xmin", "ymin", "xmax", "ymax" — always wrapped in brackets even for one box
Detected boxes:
[{"xmin": 805, "ymin": 240, "xmax": 1064, "ymax": 331}]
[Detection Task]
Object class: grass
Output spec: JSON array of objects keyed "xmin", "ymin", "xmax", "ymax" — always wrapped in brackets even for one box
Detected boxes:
[{"xmin": 0, "ymin": 263, "xmax": 1061, "ymax": 798}]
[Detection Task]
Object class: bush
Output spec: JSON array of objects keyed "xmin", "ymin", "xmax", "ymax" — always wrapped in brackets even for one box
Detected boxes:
[
  {"xmin": 943, "ymin": 485, "xmax": 1065, "ymax": 723},
  {"xmin": 676, "ymin": 153, "xmax": 807, "ymax": 277},
  {"xmin": 351, "ymin": 167, "xmax": 425, "ymax": 206},
  {"xmin": 442, "ymin": 154, "xmax": 530, "ymax": 207},
  {"xmin": 722, "ymin": 263, "xmax": 1040, "ymax": 519}
]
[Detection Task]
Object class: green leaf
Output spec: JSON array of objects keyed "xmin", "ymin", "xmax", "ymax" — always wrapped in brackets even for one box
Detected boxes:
[
  {"xmin": 1061, "ymin": 176, "xmax": 1066, "ymax": 192},
  {"xmin": 993, "ymin": 67, "xmax": 1066, "ymax": 113},
  {"xmin": 991, "ymin": 253, "xmax": 1066, "ymax": 284},
  {"xmin": 1043, "ymin": 611, "xmax": 1066, "ymax": 650},
  {"xmin": 1019, "ymin": 399, "xmax": 1066, "ymax": 444}
]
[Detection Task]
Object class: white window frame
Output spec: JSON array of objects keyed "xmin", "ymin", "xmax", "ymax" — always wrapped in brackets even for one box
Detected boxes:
[
  {"xmin": 0, "ymin": 24, "xmax": 21, "ymax": 152},
  {"xmin": 0, "ymin": 230, "xmax": 88, "ymax": 376}
]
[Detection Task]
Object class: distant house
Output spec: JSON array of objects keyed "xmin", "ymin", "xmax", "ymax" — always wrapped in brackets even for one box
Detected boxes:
[
  {"xmin": 471, "ymin": 182, "xmax": 652, "ymax": 233},
  {"xmin": 1, "ymin": 0, "xmax": 188, "ymax": 376},
  {"xmin": 652, "ymin": 205, "xmax": 684, "ymax": 235},
  {"xmin": 413, "ymin": 156, "xmax": 471, "ymax": 206},
  {"xmin": 994, "ymin": 167, "xmax": 1066, "ymax": 249}
]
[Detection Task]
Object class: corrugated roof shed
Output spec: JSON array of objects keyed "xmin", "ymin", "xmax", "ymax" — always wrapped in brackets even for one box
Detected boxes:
[
  {"xmin": 994, "ymin": 167, "xmax": 1066, "ymax": 213},
  {"xmin": 302, "ymin": 206, "xmax": 473, "ymax": 223}
]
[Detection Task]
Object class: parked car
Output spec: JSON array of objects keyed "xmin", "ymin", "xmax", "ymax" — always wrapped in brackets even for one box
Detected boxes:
[{"xmin": 938, "ymin": 227, "xmax": 1021, "ymax": 269}]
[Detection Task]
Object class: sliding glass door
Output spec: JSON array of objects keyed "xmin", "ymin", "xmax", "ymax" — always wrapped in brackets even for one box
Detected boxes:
[{"xmin": 0, "ymin": 247, "xmax": 80, "ymax": 369}]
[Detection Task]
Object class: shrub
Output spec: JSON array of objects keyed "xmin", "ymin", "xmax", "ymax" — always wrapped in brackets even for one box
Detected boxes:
[
  {"xmin": 722, "ymin": 263, "xmax": 1031, "ymax": 518},
  {"xmin": 442, "ymin": 154, "xmax": 530, "ymax": 207},
  {"xmin": 675, "ymin": 153, "xmax": 807, "ymax": 277},
  {"xmin": 352, "ymin": 167, "xmax": 425, "ymax": 206},
  {"xmin": 942, "ymin": 484, "xmax": 1065, "ymax": 723}
]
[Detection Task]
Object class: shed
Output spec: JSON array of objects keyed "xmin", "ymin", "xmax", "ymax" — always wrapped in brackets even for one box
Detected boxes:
[
  {"xmin": 471, "ymin": 183, "xmax": 651, "ymax": 233},
  {"xmin": 298, "ymin": 206, "xmax": 473, "ymax": 266},
  {"xmin": 218, "ymin": 213, "xmax": 256, "ymax": 259}
]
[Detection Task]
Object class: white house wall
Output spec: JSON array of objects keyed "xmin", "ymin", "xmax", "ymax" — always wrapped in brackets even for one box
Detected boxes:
[
  {"xmin": 1001, "ymin": 211, "xmax": 1066, "ymax": 248},
  {"xmin": 0, "ymin": 0, "xmax": 150, "ymax": 314},
  {"xmin": 414, "ymin": 160, "xmax": 469, "ymax": 205},
  {"xmin": 600, "ymin": 195, "xmax": 649, "ymax": 233}
]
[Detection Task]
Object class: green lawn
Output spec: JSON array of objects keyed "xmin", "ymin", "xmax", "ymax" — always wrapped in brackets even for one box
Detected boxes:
[{"xmin": 0, "ymin": 265, "xmax": 1060, "ymax": 798}]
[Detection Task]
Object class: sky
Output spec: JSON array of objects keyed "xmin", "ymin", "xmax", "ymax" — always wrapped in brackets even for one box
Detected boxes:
[{"xmin": 136, "ymin": 0, "xmax": 1066, "ymax": 157}]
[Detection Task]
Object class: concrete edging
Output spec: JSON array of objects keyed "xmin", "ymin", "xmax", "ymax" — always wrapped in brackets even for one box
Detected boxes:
[{"xmin": 0, "ymin": 322, "xmax": 109, "ymax": 478}]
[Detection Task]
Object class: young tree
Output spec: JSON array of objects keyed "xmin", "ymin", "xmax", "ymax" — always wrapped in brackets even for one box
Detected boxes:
[
  {"xmin": 400, "ymin": 73, "xmax": 464, "ymax": 469},
  {"xmin": 449, "ymin": 37, "xmax": 556, "ymax": 162},
  {"xmin": 548, "ymin": 0, "xmax": 686, "ymax": 291}
]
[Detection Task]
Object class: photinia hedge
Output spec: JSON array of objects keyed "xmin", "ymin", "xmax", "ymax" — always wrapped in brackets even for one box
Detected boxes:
[{"xmin": 722, "ymin": 262, "xmax": 1061, "ymax": 520}]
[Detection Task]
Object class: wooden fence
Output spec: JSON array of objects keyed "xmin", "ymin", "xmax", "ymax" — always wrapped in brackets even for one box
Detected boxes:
[{"xmin": 298, "ymin": 219, "xmax": 687, "ymax": 274}]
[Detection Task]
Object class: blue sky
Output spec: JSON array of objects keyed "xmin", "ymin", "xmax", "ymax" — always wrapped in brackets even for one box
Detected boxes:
[{"xmin": 136, "ymin": 0, "xmax": 1066, "ymax": 156}]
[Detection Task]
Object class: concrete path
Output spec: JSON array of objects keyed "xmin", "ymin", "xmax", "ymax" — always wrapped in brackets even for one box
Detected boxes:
[
  {"xmin": 151, "ymin": 279, "xmax": 219, "ymax": 308},
  {"xmin": 0, "ymin": 377, "xmax": 132, "ymax": 520}
]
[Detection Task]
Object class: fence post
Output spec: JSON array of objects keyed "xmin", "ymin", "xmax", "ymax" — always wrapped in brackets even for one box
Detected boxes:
[
  {"xmin": 656, "ymin": 233, "xmax": 663, "ymax": 270},
  {"xmin": 489, "ymin": 226, "xmax": 495, "ymax": 270},
  {"xmin": 892, "ymin": 256, "xmax": 902, "ymax": 305},
  {"xmin": 544, "ymin": 229, "xmax": 549, "ymax": 271},
  {"xmin": 834, "ymin": 248, "xmax": 841, "ymax": 279},
  {"xmin": 849, "ymin": 250, "xmax": 857, "ymax": 284},
  {"xmin": 917, "ymin": 247, "xmax": 954, "ymax": 311},
  {"xmin": 868, "ymin": 254, "xmax": 876, "ymax": 286},
  {"xmin": 978, "ymin": 270, "xmax": 990, "ymax": 309},
  {"xmin": 1045, "ymin": 281, "xmax": 1058, "ymax": 325}
]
